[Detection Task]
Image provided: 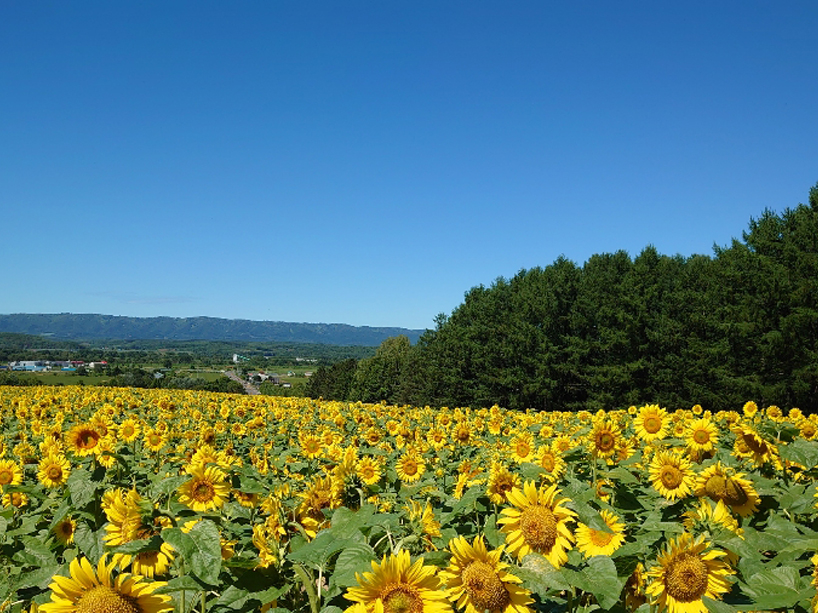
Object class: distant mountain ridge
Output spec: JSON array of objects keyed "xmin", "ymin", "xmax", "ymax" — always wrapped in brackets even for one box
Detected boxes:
[{"xmin": 0, "ymin": 313, "xmax": 424, "ymax": 346}]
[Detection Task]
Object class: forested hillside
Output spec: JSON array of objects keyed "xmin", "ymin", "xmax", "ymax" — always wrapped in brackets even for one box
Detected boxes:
[
  {"xmin": 309, "ymin": 183, "xmax": 818, "ymax": 412},
  {"xmin": 0, "ymin": 314, "xmax": 423, "ymax": 346}
]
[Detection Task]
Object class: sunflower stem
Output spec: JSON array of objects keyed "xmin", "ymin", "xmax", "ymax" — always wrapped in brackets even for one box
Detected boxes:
[{"xmin": 293, "ymin": 563, "xmax": 319, "ymax": 613}]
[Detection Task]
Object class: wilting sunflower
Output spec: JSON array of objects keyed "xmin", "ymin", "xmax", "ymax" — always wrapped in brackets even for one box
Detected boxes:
[
  {"xmin": 694, "ymin": 462, "xmax": 759, "ymax": 517},
  {"xmin": 440, "ymin": 535, "xmax": 533, "ymax": 613},
  {"xmin": 38, "ymin": 453, "xmax": 71, "ymax": 488},
  {"xmin": 0, "ymin": 459, "xmax": 23, "ymax": 489},
  {"xmin": 649, "ymin": 450, "xmax": 696, "ymax": 501},
  {"xmin": 65, "ymin": 422, "xmax": 103, "ymax": 457},
  {"xmin": 645, "ymin": 533, "xmax": 733, "ymax": 613},
  {"xmin": 177, "ymin": 463, "xmax": 231, "ymax": 513},
  {"xmin": 575, "ymin": 509, "xmax": 627, "ymax": 557},
  {"xmin": 635, "ymin": 404, "xmax": 669, "ymax": 442},
  {"xmin": 498, "ymin": 481, "xmax": 576, "ymax": 568},
  {"xmin": 39, "ymin": 554, "xmax": 173, "ymax": 613},
  {"xmin": 344, "ymin": 549, "xmax": 451, "ymax": 613}
]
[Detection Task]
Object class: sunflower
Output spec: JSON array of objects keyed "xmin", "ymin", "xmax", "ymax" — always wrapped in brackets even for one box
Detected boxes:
[
  {"xmin": 509, "ymin": 432, "xmax": 535, "ymax": 464},
  {"xmin": 356, "ymin": 456, "xmax": 382, "ymax": 486},
  {"xmin": 118, "ymin": 418, "xmax": 141, "ymax": 443},
  {"xmin": 39, "ymin": 554, "xmax": 173, "ymax": 613},
  {"xmin": 645, "ymin": 533, "xmax": 733, "ymax": 613},
  {"xmin": 177, "ymin": 463, "xmax": 231, "ymax": 513},
  {"xmin": 396, "ymin": 451, "xmax": 426, "ymax": 484},
  {"xmin": 587, "ymin": 419, "xmax": 621, "ymax": 460},
  {"xmin": 53, "ymin": 516, "xmax": 77, "ymax": 545},
  {"xmin": 103, "ymin": 488, "xmax": 175, "ymax": 578},
  {"xmin": 498, "ymin": 481, "xmax": 576, "ymax": 568},
  {"xmin": 685, "ymin": 418, "xmax": 718, "ymax": 455},
  {"xmin": 297, "ymin": 474, "xmax": 341, "ymax": 539},
  {"xmin": 299, "ymin": 433, "xmax": 324, "ymax": 460},
  {"xmin": 732, "ymin": 425, "xmax": 777, "ymax": 466},
  {"xmin": 65, "ymin": 423, "xmax": 103, "ymax": 457},
  {"xmin": 440, "ymin": 535, "xmax": 533, "ymax": 613},
  {"xmin": 2, "ymin": 490, "xmax": 28, "ymax": 509},
  {"xmin": 406, "ymin": 500, "xmax": 441, "ymax": 550},
  {"xmin": 534, "ymin": 446, "xmax": 565, "ymax": 482},
  {"xmin": 144, "ymin": 428, "xmax": 166, "ymax": 453},
  {"xmin": 37, "ymin": 453, "xmax": 71, "ymax": 488},
  {"xmin": 575, "ymin": 509, "xmax": 627, "ymax": 557},
  {"xmin": 344, "ymin": 549, "xmax": 452, "ymax": 613},
  {"xmin": 486, "ymin": 462, "xmax": 521, "ymax": 505},
  {"xmin": 0, "ymin": 459, "xmax": 23, "ymax": 489},
  {"xmin": 649, "ymin": 450, "xmax": 696, "ymax": 501},
  {"xmin": 694, "ymin": 462, "xmax": 759, "ymax": 517},
  {"xmin": 635, "ymin": 405, "xmax": 669, "ymax": 442}
]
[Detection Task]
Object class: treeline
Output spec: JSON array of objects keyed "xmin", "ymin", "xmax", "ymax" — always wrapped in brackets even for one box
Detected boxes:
[{"xmin": 307, "ymin": 184, "xmax": 818, "ymax": 413}]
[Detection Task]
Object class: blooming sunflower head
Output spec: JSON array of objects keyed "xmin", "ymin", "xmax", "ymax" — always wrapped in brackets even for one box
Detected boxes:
[
  {"xmin": 497, "ymin": 481, "xmax": 576, "ymax": 567},
  {"xmin": 38, "ymin": 453, "xmax": 71, "ymax": 488},
  {"xmin": 635, "ymin": 404, "xmax": 669, "ymax": 442},
  {"xmin": 575, "ymin": 509, "xmax": 626, "ymax": 558},
  {"xmin": 344, "ymin": 549, "xmax": 452, "ymax": 613},
  {"xmin": 39, "ymin": 554, "xmax": 173, "ymax": 613},
  {"xmin": 649, "ymin": 450, "xmax": 696, "ymax": 501},
  {"xmin": 440, "ymin": 535, "xmax": 533, "ymax": 613},
  {"xmin": 177, "ymin": 463, "xmax": 231, "ymax": 513},
  {"xmin": 645, "ymin": 533, "xmax": 734, "ymax": 613}
]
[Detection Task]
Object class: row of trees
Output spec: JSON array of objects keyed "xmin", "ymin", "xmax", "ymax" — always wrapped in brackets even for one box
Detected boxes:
[{"xmin": 307, "ymin": 184, "xmax": 818, "ymax": 413}]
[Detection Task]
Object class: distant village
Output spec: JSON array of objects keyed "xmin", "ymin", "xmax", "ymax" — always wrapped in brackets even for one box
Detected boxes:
[{"xmin": 4, "ymin": 360, "xmax": 108, "ymax": 372}]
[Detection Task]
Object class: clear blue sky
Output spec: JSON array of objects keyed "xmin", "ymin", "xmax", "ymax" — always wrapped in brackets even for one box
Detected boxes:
[{"xmin": 2, "ymin": 2, "xmax": 817, "ymax": 331}]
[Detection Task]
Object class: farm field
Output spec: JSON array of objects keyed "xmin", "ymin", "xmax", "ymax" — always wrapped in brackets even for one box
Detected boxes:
[{"xmin": 1, "ymin": 385, "xmax": 817, "ymax": 613}]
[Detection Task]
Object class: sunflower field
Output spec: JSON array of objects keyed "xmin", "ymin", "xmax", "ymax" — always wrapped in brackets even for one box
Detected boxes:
[{"xmin": 1, "ymin": 385, "xmax": 818, "ymax": 613}]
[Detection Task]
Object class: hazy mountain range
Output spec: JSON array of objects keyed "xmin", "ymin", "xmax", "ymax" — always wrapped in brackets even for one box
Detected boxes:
[{"xmin": 0, "ymin": 313, "xmax": 424, "ymax": 346}]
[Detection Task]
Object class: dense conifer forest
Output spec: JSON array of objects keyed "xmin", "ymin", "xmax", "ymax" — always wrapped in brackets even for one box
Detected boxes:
[{"xmin": 308, "ymin": 183, "xmax": 818, "ymax": 413}]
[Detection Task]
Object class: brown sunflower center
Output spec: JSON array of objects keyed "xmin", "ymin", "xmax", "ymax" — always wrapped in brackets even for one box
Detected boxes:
[
  {"xmin": 456, "ymin": 428, "xmax": 470, "ymax": 442},
  {"xmin": 741, "ymin": 433, "xmax": 767, "ymax": 455},
  {"xmin": 401, "ymin": 459, "xmax": 418, "ymax": 476},
  {"xmin": 78, "ymin": 429, "xmax": 101, "ymax": 449},
  {"xmin": 462, "ymin": 560, "xmax": 511, "ymax": 612},
  {"xmin": 596, "ymin": 431, "xmax": 616, "ymax": 452},
  {"xmin": 519, "ymin": 504, "xmax": 558, "ymax": 552},
  {"xmin": 58, "ymin": 521, "xmax": 74, "ymax": 536},
  {"xmin": 381, "ymin": 585, "xmax": 423, "ymax": 613},
  {"xmin": 122, "ymin": 426, "xmax": 135, "ymax": 437},
  {"xmin": 692, "ymin": 429, "xmax": 711, "ymax": 445},
  {"xmin": 192, "ymin": 481, "xmax": 216, "ymax": 502},
  {"xmin": 723, "ymin": 479, "xmax": 749, "ymax": 506},
  {"xmin": 588, "ymin": 528, "xmax": 615, "ymax": 547},
  {"xmin": 75, "ymin": 585, "xmax": 141, "ymax": 613},
  {"xmin": 516, "ymin": 442, "xmax": 531, "ymax": 457},
  {"xmin": 0, "ymin": 470, "xmax": 12, "ymax": 485},
  {"xmin": 644, "ymin": 416, "xmax": 662, "ymax": 434},
  {"xmin": 665, "ymin": 552, "xmax": 709, "ymax": 603},
  {"xmin": 47, "ymin": 465, "xmax": 63, "ymax": 480},
  {"xmin": 541, "ymin": 454, "xmax": 556, "ymax": 472},
  {"xmin": 660, "ymin": 465, "xmax": 683, "ymax": 489}
]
